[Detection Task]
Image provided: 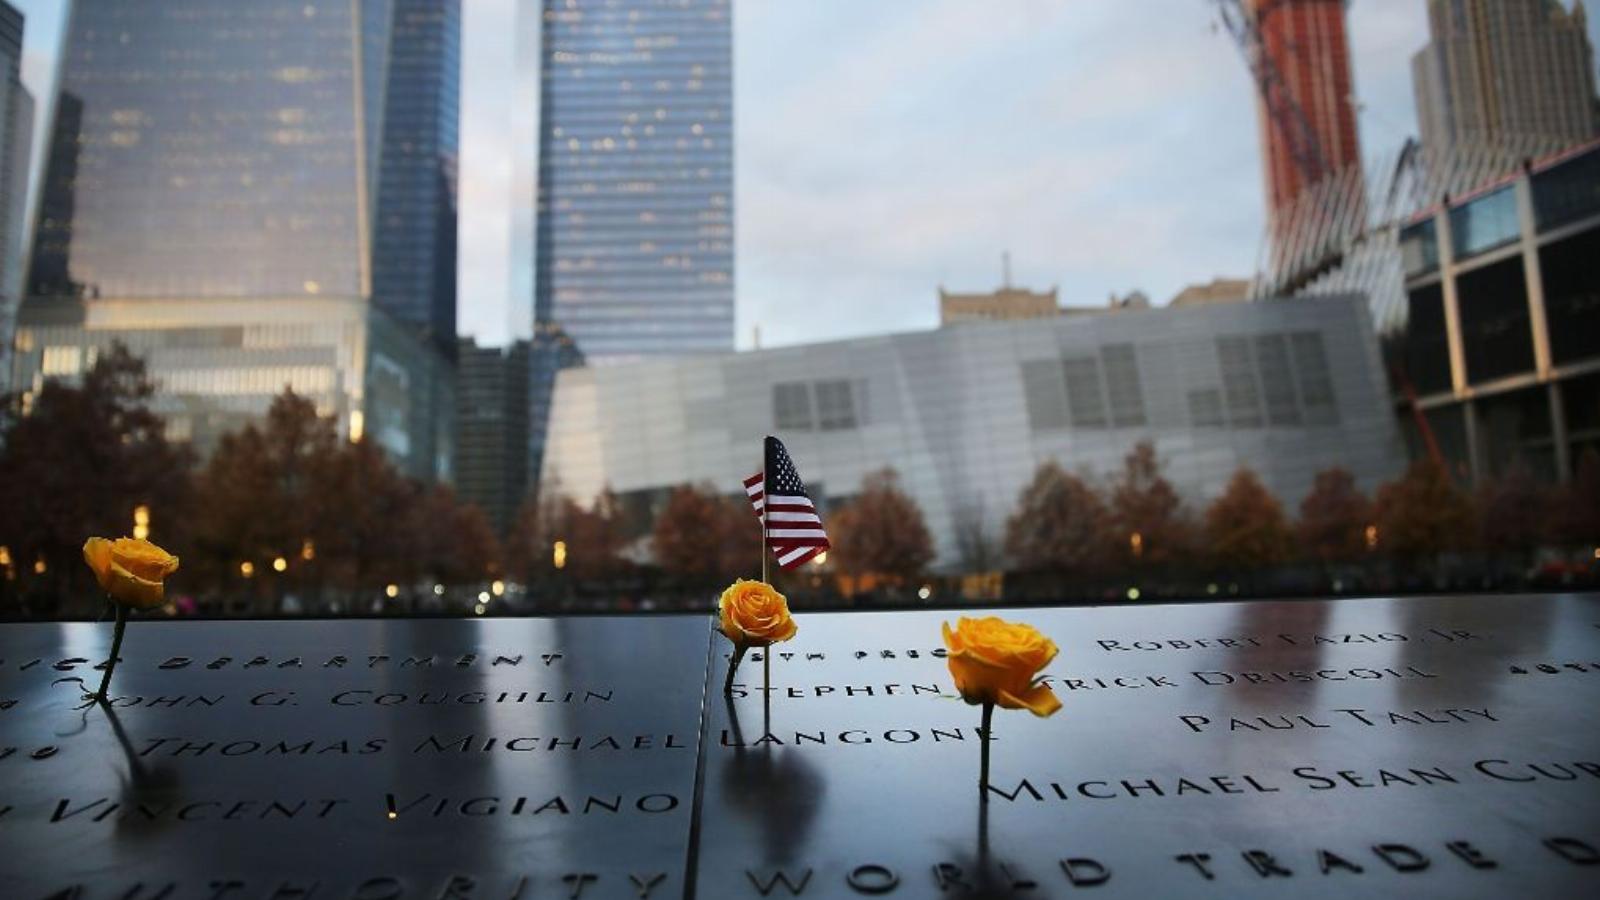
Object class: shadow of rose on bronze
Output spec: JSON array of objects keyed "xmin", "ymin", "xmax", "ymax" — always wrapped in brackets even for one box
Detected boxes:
[
  {"xmin": 717, "ymin": 579, "xmax": 797, "ymax": 695},
  {"xmin": 942, "ymin": 616, "xmax": 1062, "ymax": 792}
]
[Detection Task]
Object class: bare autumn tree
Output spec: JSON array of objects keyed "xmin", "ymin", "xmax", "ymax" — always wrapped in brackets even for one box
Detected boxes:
[
  {"xmin": 952, "ymin": 497, "xmax": 1000, "ymax": 573},
  {"xmin": 507, "ymin": 486, "xmax": 631, "ymax": 585},
  {"xmin": 1107, "ymin": 441, "xmax": 1192, "ymax": 568},
  {"xmin": 1554, "ymin": 448, "xmax": 1600, "ymax": 550},
  {"xmin": 578, "ymin": 488, "xmax": 633, "ymax": 581},
  {"xmin": 830, "ymin": 468, "xmax": 935, "ymax": 586},
  {"xmin": 412, "ymin": 486, "xmax": 500, "ymax": 586},
  {"xmin": 1296, "ymin": 467, "xmax": 1374, "ymax": 564},
  {"xmin": 193, "ymin": 390, "xmax": 341, "ymax": 607},
  {"xmin": 1204, "ymin": 468, "xmax": 1292, "ymax": 571},
  {"xmin": 1476, "ymin": 463, "xmax": 1549, "ymax": 562},
  {"xmin": 0, "ymin": 343, "xmax": 193, "ymax": 615},
  {"xmin": 315, "ymin": 436, "xmax": 422, "ymax": 594},
  {"xmin": 505, "ymin": 489, "xmax": 566, "ymax": 584},
  {"xmin": 652, "ymin": 483, "xmax": 752, "ymax": 582},
  {"xmin": 1374, "ymin": 459, "xmax": 1476, "ymax": 562},
  {"xmin": 1004, "ymin": 461, "xmax": 1111, "ymax": 575}
]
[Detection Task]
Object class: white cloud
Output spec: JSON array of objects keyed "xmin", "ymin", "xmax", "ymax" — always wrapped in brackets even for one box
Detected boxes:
[{"xmin": 734, "ymin": 0, "xmax": 1433, "ymax": 349}]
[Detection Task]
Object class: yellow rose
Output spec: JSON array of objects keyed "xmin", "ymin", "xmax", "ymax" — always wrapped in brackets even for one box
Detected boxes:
[
  {"xmin": 83, "ymin": 537, "xmax": 179, "ymax": 610},
  {"xmin": 718, "ymin": 579, "xmax": 797, "ymax": 648},
  {"xmin": 942, "ymin": 616, "xmax": 1061, "ymax": 717}
]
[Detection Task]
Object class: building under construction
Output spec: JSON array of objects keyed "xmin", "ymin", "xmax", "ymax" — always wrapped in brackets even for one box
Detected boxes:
[
  {"xmin": 1219, "ymin": 0, "xmax": 1600, "ymax": 484},
  {"xmin": 1260, "ymin": 136, "xmax": 1600, "ymax": 485}
]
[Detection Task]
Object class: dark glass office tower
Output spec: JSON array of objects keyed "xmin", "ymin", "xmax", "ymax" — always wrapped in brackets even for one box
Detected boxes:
[
  {"xmin": 535, "ymin": 0, "xmax": 734, "ymax": 363},
  {"xmin": 17, "ymin": 1, "xmax": 456, "ymax": 482},
  {"xmin": 373, "ymin": 0, "xmax": 460, "ymax": 354},
  {"xmin": 30, "ymin": 0, "xmax": 394, "ymax": 301}
]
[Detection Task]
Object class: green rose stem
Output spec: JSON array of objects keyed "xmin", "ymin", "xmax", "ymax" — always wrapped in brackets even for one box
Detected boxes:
[
  {"xmin": 95, "ymin": 603, "xmax": 128, "ymax": 703},
  {"xmin": 724, "ymin": 644, "xmax": 747, "ymax": 695},
  {"xmin": 979, "ymin": 701, "xmax": 994, "ymax": 794}
]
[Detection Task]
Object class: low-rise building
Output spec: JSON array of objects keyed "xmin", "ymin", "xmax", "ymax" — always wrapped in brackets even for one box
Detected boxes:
[
  {"xmin": 11, "ymin": 297, "xmax": 454, "ymax": 483},
  {"xmin": 541, "ymin": 293, "xmax": 1404, "ymax": 569}
]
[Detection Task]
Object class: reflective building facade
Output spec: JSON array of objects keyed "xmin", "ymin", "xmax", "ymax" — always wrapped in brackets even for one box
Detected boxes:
[
  {"xmin": 1413, "ymin": 0, "xmax": 1598, "ymax": 156},
  {"xmin": 1393, "ymin": 140, "xmax": 1600, "ymax": 481},
  {"xmin": 541, "ymin": 295, "xmax": 1404, "ymax": 569},
  {"xmin": 30, "ymin": 0, "xmax": 391, "ymax": 301},
  {"xmin": 455, "ymin": 328, "xmax": 583, "ymax": 534},
  {"xmin": 15, "ymin": 0, "xmax": 456, "ymax": 481},
  {"xmin": 373, "ymin": 0, "xmax": 460, "ymax": 352},
  {"xmin": 0, "ymin": 1, "xmax": 25, "ymax": 395},
  {"xmin": 536, "ymin": 0, "xmax": 734, "ymax": 363}
]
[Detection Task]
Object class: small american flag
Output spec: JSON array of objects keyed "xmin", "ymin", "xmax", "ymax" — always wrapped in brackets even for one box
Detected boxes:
[{"xmin": 743, "ymin": 436, "xmax": 831, "ymax": 569}]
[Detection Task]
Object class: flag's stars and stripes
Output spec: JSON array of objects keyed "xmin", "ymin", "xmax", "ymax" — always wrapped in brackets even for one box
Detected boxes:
[{"xmin": 742, "ymin": 436, "xmax": 831, "ymax": 570}]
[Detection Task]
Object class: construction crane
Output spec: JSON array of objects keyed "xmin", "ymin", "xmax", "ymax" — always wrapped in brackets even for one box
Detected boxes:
[
  {"xmin": 1210, "ymin": 0, "xmax": 1335, "ymax": 190},
  {"xmin": 1210, "ymin": 0, "xmax": 1446, "ymax": 468}
]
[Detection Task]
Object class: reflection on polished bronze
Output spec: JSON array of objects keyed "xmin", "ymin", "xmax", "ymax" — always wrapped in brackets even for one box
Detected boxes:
[
  {"xmin": 695, "ymin": 594, "xmax": 1600, "ymax": 898},
  {"xmin": 1, "ymin": 594, "xmax": 1598, "ymax": 897},
  {"xmin": 0, "ymin": 616, "xmax": 711, "ymax": 897}
]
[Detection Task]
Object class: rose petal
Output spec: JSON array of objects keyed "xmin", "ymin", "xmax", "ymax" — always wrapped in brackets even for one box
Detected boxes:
[{"xmin": 999, "ymin": 683, "xmax": 1062, "ymax": 718}]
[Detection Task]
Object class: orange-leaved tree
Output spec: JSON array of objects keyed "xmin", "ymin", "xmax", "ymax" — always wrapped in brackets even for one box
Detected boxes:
[
  {"xmin": 1004, "ymin": 460, "xmax": 1111, "ymax": 575},
  {"xmin": 1296, "ymin": 467, "xmax": 1374, "ymax": 564},
  {"xmin": 652, "ymin": 483, "xmax": 754, "ymax": 582},
  {"xmin": 1108, "ymin": 441, "xmax": 1192, "ymax": 568},
  {"xmin": 1204, "ymin": 468, "xmax": 1291, "ymax": 571},
  {"xmin": 1373, "ymin": 459, "xmax": 1476, "ymax": 562},
  {"xmin": 830, "ymin": 468, "xmax": 935, "ymax": 586}
]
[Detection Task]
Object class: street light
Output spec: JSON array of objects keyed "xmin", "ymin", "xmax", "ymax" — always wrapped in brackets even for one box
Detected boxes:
[
  {"xmin": 240, "ymin": 561, "xmax": 255, "ymax": 578},
  {"xmin": 491, "ymin": 579, "xmax": 505, "ymax": 597},
  {"xmin": 1365, "ymin": 524, "xmax": 1379, "ymax": 551},
  {"xmin": 272, "ymin": 556, "xmax": 288, "ymax": 573},
  {"xmin": 385, "ymin": 584, "xmax": 399, "ymax": 599},
  {"xmin": 1129, "ymin": 532, "xmax": 1143, "ymax": 559},
  {"xmin": 552, "ymin": 540, "xmax": 567, "ymax": 570},
  {"xmin": 133, "ymin": 505, "xmax": 151, "ymax": 541},
  {"xmin": 301, "ymin": 539, "xmax": 316, "ymax": 561}
]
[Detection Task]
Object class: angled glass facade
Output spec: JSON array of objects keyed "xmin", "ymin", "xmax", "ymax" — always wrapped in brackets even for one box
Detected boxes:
[
  {"xmin": 373, "ymin": 0, "xmax": 459, "ymax": 352},
  {"xmin": 0, "ymin": 1, "xmax": 25, "ymax": 395},
  {"xmin": 535, "ymin": 0, "xmax": 734, "ymax": 363},
  {"xmin": 30, "ymin": 0, "xmax": 393, "ymax": 301},
  {"xmin": 542, "ymin": 296, "xmax": 1405, "ymax": 568},
  {"xmin": 16, "ymin": 0, "xmax": 456, "ymax": 482},
  {"xmin": 1393, "ymin": 142, "xmax": 1600, "ymax": 482}
]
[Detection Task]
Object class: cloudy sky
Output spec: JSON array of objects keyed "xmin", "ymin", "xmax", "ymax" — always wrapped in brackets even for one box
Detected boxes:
[
  {"xmin": 729, "ymin": 0, "xmax": 1431, "ymax": 349},
  {"xmin": 13, "ymin": 2, "xmax": 1599, "ymax": 349}
]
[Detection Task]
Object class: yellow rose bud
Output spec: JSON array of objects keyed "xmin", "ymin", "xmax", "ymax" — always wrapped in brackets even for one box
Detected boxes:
[
  {"xmin": 82, "ymin": 536, "xmax": 179, "ymax": 610},
  {"xmin": 718, "ymin": 579, "xmax": 797, "ymax": 648},
  {"xmin": 942, "ymin": 616, "xmax": 1061, "ymax": 718}
]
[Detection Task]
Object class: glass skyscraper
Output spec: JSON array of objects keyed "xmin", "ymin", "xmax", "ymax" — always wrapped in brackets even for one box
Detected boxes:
[
  {"xmin": 373, "ymin": 0, "xmax": 460, "ymax": 354},
  {"xmin": 535, "ymin": 0, "xmax": 734, "ymax": 363},
  {"xmin": 30, "ymin": 0, "xmax": 393, "ymax": 301},
  {"xmin": 16, "ymin": 0, "xmax": 457, "ymax": 482},
  {"xmin": 0, "ymin": 1, "xmax": 26, "ymax": 396}
]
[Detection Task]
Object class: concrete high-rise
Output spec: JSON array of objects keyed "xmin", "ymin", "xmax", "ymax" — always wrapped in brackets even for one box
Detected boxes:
[
  {"xmin": 455, "ymin": 327, "xmax": 582, "ymax": 533},
  {"xmin": 0, "ymin": 2, "xmax": 26, "ymax": 396},
  {"xmin": 1412, "ymin": 0, "xmax": 1598, "ymax": 155},
  {"xmin": 373, "ymin": 0, "xmax": 460, "ymax": 355},
  {"xmin": 15, "ymin": 0, "xmax": 456, "ymax": 482},
  {"xmin": 1245, "ymin": 0, "xmax": 1362, "ymax": 231},
  {"xmin": 535, "ymin": 0, "xmax": 734, "ymax": 364}
]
